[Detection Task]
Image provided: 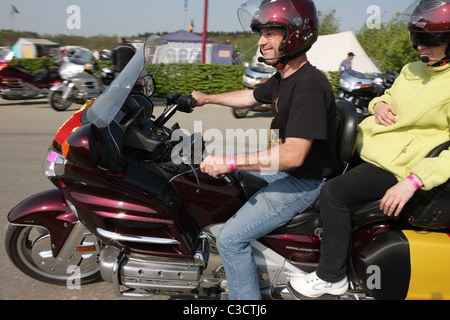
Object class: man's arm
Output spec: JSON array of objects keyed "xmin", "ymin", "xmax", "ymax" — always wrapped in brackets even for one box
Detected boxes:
[
  {"xmin": 192, "ymin": 89, "xmax": 261, "ymax": 109},
  {"xmin": 200, "ymin": 137, "xmax": 313, "ymax": 178}
]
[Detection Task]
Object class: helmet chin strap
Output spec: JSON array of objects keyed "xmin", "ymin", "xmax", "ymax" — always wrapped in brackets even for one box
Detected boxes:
[
  {"xmin": 258, "ymin": 52, "xmax": 307, "ymax": 70},
  {"xmin": 257, "ymin": 45, "xmax": 311, "ymax": 70},
  {"xmin": 276, "ymin": 56, "xmax": 288, "ymax": 70}
]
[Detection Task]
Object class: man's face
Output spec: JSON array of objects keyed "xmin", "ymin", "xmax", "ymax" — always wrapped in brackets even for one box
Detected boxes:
[{"xmin": 258, "ymin": 27, "xmax": 284, "ymax": 65}]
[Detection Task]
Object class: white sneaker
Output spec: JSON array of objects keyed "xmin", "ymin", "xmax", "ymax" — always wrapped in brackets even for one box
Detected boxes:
[{"xmin": 288, "ymin": 271, "xmax": 348, "ymax": 298}]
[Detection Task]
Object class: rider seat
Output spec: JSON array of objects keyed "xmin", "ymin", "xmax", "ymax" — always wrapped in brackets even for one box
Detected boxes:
[{"xmin": 32, "ymin": 69, "xmax": 49, "ymax": 83}]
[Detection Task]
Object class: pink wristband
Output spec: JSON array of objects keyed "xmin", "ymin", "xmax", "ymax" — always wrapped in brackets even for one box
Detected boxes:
[
  {"xmin": 407, "ymin": 175, "xmax": 422, "ymax": 190},
  {"xmin": 228, "ymin": 155, "xmax": 236, "ymax": 171}
]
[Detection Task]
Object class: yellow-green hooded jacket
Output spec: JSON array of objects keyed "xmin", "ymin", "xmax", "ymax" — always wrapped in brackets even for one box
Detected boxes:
[{"xmin": 356, "ymin": 61, "xmax": 450, "ymax": 190}]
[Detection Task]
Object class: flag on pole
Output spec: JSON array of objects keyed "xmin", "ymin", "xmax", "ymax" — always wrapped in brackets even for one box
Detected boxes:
[
  {"xmin": 189, "ymin": 20, "xmax": 194, "ymax": 33},
  {"xmin": 184, "ymin": 0, "xmax": 188, "ymax": 12},
  {"xmin": 9, "ymin": 5, "xmax": 19, "ymax": 31},
  {"xmin": 10, "ymin": 5, "xmax": 20, "ymax": 14}
]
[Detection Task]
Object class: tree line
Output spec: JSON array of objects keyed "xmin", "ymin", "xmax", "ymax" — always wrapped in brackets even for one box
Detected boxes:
[{"xmin": 0, "ymin": 10, "xmax": 418, "ymax": 72}]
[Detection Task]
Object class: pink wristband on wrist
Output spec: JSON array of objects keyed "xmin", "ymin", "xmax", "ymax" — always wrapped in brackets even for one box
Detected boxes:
[
  {"xmin": 228, "ymin": 155, "xmax": 236, "ymax": 171},
  {"xmin": 407, "ymin": 175, "xmax": 422, "ymax": 190}
]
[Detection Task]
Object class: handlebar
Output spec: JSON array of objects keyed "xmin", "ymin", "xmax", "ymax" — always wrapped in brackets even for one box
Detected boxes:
[
  {"xmin": 153, "ymin": 93, "xmax": 196, "ymax": 128},
  {"xmin": 177, "ymin": 95, "xmax": 195, "ymax": 113},
  {"xmin": 143, "ymin": 92, "xmax": 234, "ymax": 186}
]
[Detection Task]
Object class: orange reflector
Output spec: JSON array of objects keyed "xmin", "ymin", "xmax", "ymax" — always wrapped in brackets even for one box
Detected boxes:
[
  {"xmin": 360, "ymin": 84, "xmax": 371, "ymax": 88},
  {"xmin": 77, "ymin": 246, "xmax": 96, "ymax": 253},
  {"xmin": 62, "ymin": 139, "xmax": 70, "ymax": 158}
]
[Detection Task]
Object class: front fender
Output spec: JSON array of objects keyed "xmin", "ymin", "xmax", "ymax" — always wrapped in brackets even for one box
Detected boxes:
[{"xmin": 7, "ymin": 189, "xmax": 77, "ymax": 257}]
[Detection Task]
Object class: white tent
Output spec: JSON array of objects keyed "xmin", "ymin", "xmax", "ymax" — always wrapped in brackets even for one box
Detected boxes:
[
  {"xmin": 159, "ymin": 30, "xmax": 216, "ymax": 64},
  {"xmin": 307, "ymin": 31, "xmax": 380, "ymax": 74}
]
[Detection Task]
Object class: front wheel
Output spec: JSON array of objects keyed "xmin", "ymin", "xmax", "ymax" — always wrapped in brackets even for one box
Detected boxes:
[
  {"xmin": 49, "ymin": 90, "xmax": 72, "ymax": 111},
  {"xmin": 4, "ymin": 223, "xmax": 100, "ymax": 286}
]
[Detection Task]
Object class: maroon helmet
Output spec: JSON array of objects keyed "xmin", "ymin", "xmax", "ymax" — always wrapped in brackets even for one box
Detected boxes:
[
  {"xmin": 407, "ymin": 0, "xmax": 450, "ymax": 51},
  {"xmin": 238, "ymin": 0, "xmax": 319, "ymax": 63}
]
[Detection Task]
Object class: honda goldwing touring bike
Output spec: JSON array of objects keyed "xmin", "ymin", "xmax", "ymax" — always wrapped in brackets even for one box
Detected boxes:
[{"xmin": 5, "ymin": 35, "xmax": 450, "ymax": 300}]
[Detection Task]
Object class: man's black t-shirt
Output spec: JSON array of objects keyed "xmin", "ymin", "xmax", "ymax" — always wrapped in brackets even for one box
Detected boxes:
[{"xmin": 253, "ymin": 62, "xmax": 337, "ymax": 179}]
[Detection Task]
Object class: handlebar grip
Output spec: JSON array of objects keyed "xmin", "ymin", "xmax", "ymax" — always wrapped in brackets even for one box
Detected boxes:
[{"xmin": 177, "ymin": 94, "xmax": 195, "ymax": 113}]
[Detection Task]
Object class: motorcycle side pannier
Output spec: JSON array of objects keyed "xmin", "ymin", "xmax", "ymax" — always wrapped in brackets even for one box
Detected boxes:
[
  {"xmin": 355, "ymin": 229, "xmax": 450, "ymax": 300},
  {"xmin": 355, "ymin": 230, "xmax": 411, "ymax": 300},
  {"xmin": 407, "ymin": 141, "xmax": 450, "ymax": 230}
]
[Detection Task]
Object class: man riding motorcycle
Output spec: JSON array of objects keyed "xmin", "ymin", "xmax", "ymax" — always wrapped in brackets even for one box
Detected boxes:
[{"xmin": 193, "ymin": 0, "xmax": 337, "ymax": 300}]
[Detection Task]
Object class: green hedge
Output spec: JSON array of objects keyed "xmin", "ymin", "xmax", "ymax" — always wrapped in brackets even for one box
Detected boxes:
[
  {"xmin": 9, "ymin": 58, "xmax": 58, "ymax": 73},
  {"xmin": 147, "ymin": 63, "xmax": 246, "ymax": 98},
  {"xmin": 326, "ymin": 71, "xmax": 341, "ymax": 96},
  {"xmin": 147, "ymin": 64, "xmax": 341, "ymax": 98},
  {"xmin": 9, "ymin": 58, "xmax": 341, "ymax": 98}
]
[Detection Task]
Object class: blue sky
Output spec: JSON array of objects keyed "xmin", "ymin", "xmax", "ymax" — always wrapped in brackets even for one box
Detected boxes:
[{"xmin": 2, "ymin": 0, "xmax": 414, "ymax": 37}]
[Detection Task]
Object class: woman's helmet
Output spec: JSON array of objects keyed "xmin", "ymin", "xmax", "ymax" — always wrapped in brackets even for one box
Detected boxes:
[
  {"xmin": 238, "ymin": 0, "xmax": 319, "ymax": 66},
  {"xmin": 405, "ymin": 0, "xmax": 450, "ymax": 58}
]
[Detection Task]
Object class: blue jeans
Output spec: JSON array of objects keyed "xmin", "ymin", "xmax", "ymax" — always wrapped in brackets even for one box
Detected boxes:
[{"xmin": 216, "ymin": 171, "xmax": 325, "ymax": 300}]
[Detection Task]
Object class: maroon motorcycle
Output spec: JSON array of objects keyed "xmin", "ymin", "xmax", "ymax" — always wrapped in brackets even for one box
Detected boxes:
[
  {"xmin": 0, "ymin": 57, "xmax": 61, "ymax": 100},
  {"xmin": 5, "ymin": 35, "xmax": 450, "ymax": 300}
]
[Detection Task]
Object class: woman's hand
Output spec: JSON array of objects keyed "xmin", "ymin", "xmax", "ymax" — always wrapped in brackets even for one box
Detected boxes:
[
  {"xmin": 373, "ymin": 102, "xmax": 397, "ymax": 126},
  {"xmin": 380, "ymin": 176, "xmax": 421, "ymax": 216}
]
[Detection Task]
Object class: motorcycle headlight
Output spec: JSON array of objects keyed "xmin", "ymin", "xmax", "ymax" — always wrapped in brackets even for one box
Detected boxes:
[
  {"xmin": 340, "ymin": 78, "xmax": 357, "ymax": 91},
  {"xmin": 44, "ymin": 149, "xmax": 67, "ymax": 177},
  {"xmin": 242, "ymin": 74, "xmax": 262, "ymax": 88}
]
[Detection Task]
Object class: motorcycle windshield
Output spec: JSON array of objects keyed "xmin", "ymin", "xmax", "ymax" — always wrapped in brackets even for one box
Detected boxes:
[
  {"xmin": 70, "ymin": 48, "xmax": 96, "ymax": 65},
  {"xmin": 86, "ymin": 35, "xmax": 167, "ymax": 128}
]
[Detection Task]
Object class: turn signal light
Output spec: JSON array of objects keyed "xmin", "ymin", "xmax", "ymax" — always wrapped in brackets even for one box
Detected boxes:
[
  {"xmin": 0, "ymin": 62, "xmax": 10, "ymax": 71},
  {"xmin": 62, "ymin": 139, "xmax": 70, "ymax": 158},
  {"xmin": 77, "ymin": 246, "xmax": 96, "ymax": 253}
]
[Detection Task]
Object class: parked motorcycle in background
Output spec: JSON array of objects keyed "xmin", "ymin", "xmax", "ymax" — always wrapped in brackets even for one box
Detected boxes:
[
  {"xmin": 0, "ymin": 49, "xmax": 62, "ymax": 100},
  {"xmin": 232, "ymin": 64, "xmax": 275, "ymax": 119},
  {"xmin": 49, "ymin": 47, "xmax": 114, "ymax": 111},
  {"xmin": 337, "ymin": 68, "xmax": 399, "ymax": 122},
  {"xmin": 5, "ymin": 35, "xmax": 450, "ymax": 300}
]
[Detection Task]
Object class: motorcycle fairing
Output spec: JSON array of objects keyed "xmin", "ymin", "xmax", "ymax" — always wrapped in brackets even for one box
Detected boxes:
[
  {"xmin": 53, "ymin": 101, "xmax": 93, "ymax": 146},
  {"xmin": 171, "ymin": 171, "xmax": 247, "ymax": 229},
  {"xmin": 58, "ymin": 124, "xmax": 196, "ymax": 257},
  {"xmin": 7, "ymin": 189, "xmax": 77, "ymax": 257},
  {"xmin": 1, "ymin": 65, "xmax": 53, "ymax": 89}
]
